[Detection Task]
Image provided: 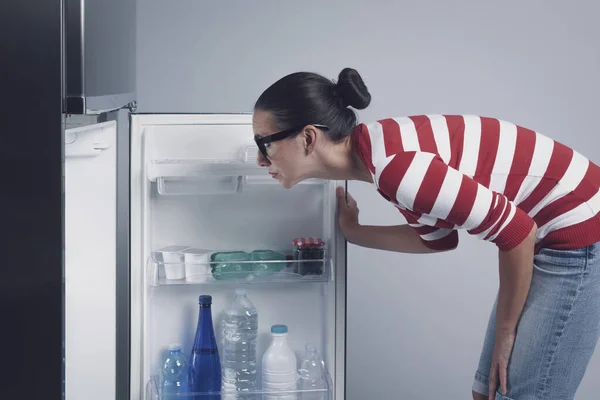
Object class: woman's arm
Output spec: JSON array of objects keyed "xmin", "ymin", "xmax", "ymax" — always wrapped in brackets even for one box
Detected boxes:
[
  {"xmin": 496, "ymin": 222, "xmax": 537, "ymax": 335},
  {"xmin": 336, "ymin": 186, "xmax": 455, "ymax": 253},
  {"xmin": 344, "ymin": 224, "xmax": 451, "ymax": 253},
  {"xmin": 488, "ymin": 222, "xmax": 537, "ymax": 397}
]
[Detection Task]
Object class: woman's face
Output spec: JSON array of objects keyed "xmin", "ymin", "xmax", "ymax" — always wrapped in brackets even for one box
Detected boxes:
[{"xmin": 252, "ymin": 110, "xmax": 314, "ymax": 189}]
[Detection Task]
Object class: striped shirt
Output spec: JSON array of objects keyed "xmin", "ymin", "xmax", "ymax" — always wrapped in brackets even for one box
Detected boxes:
[{"xmin": 351, "ymin": 115, "xmax": 600, "ymax": 252}]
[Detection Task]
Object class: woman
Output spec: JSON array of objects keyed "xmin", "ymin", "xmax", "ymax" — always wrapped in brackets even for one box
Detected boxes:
[{"xmin": 252, "ymin": 68, "xmax": 600, "ymax": 400}]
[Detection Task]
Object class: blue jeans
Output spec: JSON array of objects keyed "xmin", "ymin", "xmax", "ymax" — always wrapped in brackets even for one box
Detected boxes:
[{"xmin": 473, "ymin": 241, "xmax": 600, "ymax": 399}]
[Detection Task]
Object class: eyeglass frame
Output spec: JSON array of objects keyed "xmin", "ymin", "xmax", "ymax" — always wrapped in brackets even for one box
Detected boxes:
[{"xmin": 254, "ymin": 124, "xmax": 330, "ymax": 161}]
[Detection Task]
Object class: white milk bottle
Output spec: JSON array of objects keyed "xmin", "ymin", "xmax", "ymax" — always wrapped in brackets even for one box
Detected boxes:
[{"xmin": 262, "ymin": 325, "xmax": 297, "ymax": 400}]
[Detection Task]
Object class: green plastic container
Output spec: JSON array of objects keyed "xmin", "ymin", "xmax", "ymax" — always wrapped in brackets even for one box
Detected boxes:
[
  {"xmin": 210, "ymin": 251, "xmax": 251, "ymax": 280},
  {"xmin": 249, "ymin": 250, "xmax": 287, "ymax": 276}
]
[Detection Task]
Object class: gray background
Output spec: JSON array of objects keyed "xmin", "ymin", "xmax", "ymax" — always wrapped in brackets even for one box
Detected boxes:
[{"xmin": 136, "ymin": 1, "xmax": 600, "ymax": 398}]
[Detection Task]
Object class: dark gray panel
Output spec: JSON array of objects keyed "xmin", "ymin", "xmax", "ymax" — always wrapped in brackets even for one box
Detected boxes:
[
  {"xmin": 65, "ymin": 0, "xmax": 136, "ymax": 114},
  {"xmin": 100, "ymin": 109, "xmax": 132, "ymax": 400},
  {"xmin": 0, "ymin": 0, "xmax": 64, "ymax": 398}
]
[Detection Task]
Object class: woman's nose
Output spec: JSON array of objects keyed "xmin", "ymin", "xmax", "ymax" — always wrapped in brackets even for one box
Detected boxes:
[{"xmin": 257, "ymin": 151, "xmax": 271, "ymax": 167}]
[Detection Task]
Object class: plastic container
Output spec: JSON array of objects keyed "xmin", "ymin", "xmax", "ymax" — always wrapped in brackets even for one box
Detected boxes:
[
  {"xmin": 262, "ymin": 325, "xmax": 297, "ymax": 400},
  {"xmin": 221, "ymin": 289, "xmax": 259, "ymax": 399},
  {"xmin": 161, "ymin": 343, "xmax": 190, "ymax": 400},
  {"xmin": 249, "ymin": 249, "xmax": 286, "ymax": 277},
  {"xmin": 155, "ymin": 245, "xmax": 189, "ymax": 280},
  {"xmin": 211, "ymin": 251, "xmax": 251, "ymax": 280},
  {"xmin": 297, "ymin": 343, "xmax": 327, "ymax": 400},
  {"xmin": 183, "ymin": 248, "xmax": 212, "ymax": 283}
]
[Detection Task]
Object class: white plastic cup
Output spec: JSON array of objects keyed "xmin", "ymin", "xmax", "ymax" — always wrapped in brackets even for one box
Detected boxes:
[
  {"xmin": 156, "ymin": 246, "xmax": 188, "ymax": 280},
  {"xmin": 183, "ymin": 249, "xmax": 212, "ymax": 283}
]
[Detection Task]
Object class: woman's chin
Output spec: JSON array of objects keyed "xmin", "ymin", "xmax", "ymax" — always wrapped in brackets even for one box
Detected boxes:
[{"xmin": 278, "ymin": 177, "xmax": 299, "ymax": 189}]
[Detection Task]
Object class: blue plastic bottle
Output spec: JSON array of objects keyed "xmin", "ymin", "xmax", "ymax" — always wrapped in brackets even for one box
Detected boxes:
[
  {"xmin": 190, "ymin": 295, "xmax": 222, "ymax": 399},
  {"xmin": 161, "ymin": 344, "xmax": 190, "ymax": 400}
]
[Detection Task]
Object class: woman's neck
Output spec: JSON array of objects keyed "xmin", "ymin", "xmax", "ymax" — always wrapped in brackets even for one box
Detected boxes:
[{"xmin": 313, "ymin": 136, "xmax": 373, "ymax": 183}]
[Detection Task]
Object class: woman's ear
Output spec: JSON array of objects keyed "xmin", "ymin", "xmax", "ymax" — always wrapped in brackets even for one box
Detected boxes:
[{"xmin": 302, "ymin": 126, "xmax": 318, "ymax": 155}]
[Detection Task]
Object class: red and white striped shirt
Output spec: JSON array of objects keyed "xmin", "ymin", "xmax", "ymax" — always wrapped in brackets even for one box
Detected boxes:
[{"xmin": 352, "ymin": 115, "xmax": 600, "ymax": 252}]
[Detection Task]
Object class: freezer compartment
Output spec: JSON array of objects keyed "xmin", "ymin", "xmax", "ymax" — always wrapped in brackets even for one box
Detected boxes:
[{"xmin": 145, "ymin": 373, "xmax": 332, "ymax": 399}]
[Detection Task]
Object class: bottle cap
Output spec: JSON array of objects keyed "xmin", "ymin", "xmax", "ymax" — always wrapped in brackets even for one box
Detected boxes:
[
  {"xmin": 271, "ymin": 324, "xmax": 288, "ymax": 334},
  {"xmin": 235, "ymin": 289, "xmax": 247, "ymax": 296},
  {"xmin": 168, "ymin": 343, "xmax": 182, "ymax": 351},
  {"xmin": 199, "ymin": 295, "xmax": 212, "ymax": 305}
]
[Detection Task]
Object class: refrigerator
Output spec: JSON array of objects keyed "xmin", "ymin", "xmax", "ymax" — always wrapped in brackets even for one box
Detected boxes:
[{"xmin": 64, "ymin": 113, "xmax": 348, "ymax": 400}]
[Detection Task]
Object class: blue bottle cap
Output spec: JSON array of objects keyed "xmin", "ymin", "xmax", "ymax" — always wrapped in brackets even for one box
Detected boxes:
[
  {"xmin": 271, "ymin": 324, "xmax": 288, "ymax": 334},
  {"xmin": 199, "ymin": 295, "xmax": 212, "ymax": 305}
]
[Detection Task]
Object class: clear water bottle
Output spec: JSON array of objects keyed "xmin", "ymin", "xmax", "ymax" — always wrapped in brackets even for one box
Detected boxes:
[
  {"xmin": 221, "ymin": 289, "xmax": 259, "ymax": 399},
  {"xmin": 297, "ymin": 344, "xmax": 326, "ymax": 400},
  {"xmin": 161, "ymin": 343, "xmax": 190, "ymax": 400}
]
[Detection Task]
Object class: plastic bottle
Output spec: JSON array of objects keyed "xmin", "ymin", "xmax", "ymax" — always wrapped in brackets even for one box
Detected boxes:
[
  {"xmin": 161, "ymin": 344, "xmax": 190, "ymax": 400},
  {"xmin": 262, "ymin": 325, "xmax": 297, "ymax": 400},
  {"xmin": 221, "ymin": 289, "xmax": 259, "ymax": 399},
  {"xmin": 189, "ymin": 295, "xmax": 222, "ymax": 399},
  {"xmin": 297, "ymin": 343, "xmax": 326, "ymax": 400}
]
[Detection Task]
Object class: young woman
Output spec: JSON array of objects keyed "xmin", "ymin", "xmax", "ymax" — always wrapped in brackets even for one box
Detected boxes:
[{"xmin": 252, "ymin": 68, "xmax": 600, "ymax": 400}]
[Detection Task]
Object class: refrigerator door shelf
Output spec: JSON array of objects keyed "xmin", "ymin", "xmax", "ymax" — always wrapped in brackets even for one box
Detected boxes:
[
  {"xmin": 148, "ymin": 158, "xmax": 327, "ymax": 195},
  {"xmin": 145, "ymin": 372, "xmax": 332, "ymax": 399},
  {"xmin": 146, "ymin": 255, "xmax": 333, "ymax": 286},
  {"xmin": 157, "ymin": 175, "xmax": 244, "ymax": 196},
  {"xmin": 148, "ymin": 158, "xmax": 265, "ymax": 181}
]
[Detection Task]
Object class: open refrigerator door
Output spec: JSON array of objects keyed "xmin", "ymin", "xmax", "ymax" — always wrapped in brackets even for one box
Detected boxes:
[
  {"xmin": 130, "ymin": 114, "xmax": 346, "ymax": 400},
  {"xmin": 64, "ymin": 121, "xmax": 118, "ymax": 400}
]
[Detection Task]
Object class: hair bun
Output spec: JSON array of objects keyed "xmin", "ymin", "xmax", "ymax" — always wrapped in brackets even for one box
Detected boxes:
[{"xmin": 336, "ymin": 68, "xmax": 371, "ymax": 110}]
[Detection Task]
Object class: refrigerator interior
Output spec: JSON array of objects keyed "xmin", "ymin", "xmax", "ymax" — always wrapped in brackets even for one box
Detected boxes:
[
  {"xmin": 130, "ymin": 114, "xmax": 345, "ymax": 399},
  {"xmin": 64, "ymin": 120, "xmax": 117, "ymax": 400}
]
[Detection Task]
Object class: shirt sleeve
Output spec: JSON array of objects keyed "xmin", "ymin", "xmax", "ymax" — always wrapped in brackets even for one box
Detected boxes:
[
  {"xmin": 376, "ymin": 151, "xmax": 535, "ymax": 252},
  {"xmin": 397, "ymin": 208, "xmax": 459, "ymax": 251}
]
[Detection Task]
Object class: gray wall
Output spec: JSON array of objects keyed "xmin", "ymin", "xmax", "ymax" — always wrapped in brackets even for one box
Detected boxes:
[{"xmin": 137, "ymin": 1, "xmax": 600, "ymax": 398}]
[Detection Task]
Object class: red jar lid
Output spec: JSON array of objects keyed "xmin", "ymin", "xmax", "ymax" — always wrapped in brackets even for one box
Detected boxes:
[{"xmin": 293, "ymin": 237, "xmax": 325, "ymax": 247}]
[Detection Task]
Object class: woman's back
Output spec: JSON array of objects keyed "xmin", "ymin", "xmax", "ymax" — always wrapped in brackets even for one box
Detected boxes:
[{"xmin": 353, "ymin": 114, "xmax": 600, "ymax": 252}]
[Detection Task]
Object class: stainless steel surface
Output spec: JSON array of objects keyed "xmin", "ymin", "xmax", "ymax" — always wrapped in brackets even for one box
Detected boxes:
[
  {"xmin": 115, "ymin": 109, "xmax": 132, "ymax": 400},
  {"xmin": 0, "ymin": 0, "xmax": 64, "ymax": 398},
  {"xmin": 65, "ymin": 0, "xmax": 136, "ymax": 114},
  {"xmin": 97, "ymin": 109, "xmax": 132, "ymax": 400},
  {"xmin": 334, "ymin": 180, "xmax": 348, "ymax": 400}
]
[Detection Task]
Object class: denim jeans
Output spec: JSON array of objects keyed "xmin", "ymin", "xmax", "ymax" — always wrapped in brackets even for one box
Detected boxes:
[{"xmin": 473, "ymin": 241, "xmax": 600, "ymax": 399}]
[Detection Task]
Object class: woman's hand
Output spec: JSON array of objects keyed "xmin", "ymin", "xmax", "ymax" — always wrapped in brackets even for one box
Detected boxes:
[
  {"xmin": 488, "ymin": 330, "xmax": 516, "ymax": 398},
  {"xmin": 336, "ymin": 186, "xmax": 360, "ymax": 239}
]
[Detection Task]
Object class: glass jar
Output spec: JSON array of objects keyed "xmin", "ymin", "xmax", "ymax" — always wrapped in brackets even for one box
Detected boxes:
[{"xmin": 292, "ymin": 238, "xmax": 326, "ymax": 276}]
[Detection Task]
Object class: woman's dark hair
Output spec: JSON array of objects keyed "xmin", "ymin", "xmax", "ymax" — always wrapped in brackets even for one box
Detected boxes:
[{"xmin": 254, "ymin": 68, "xmax": 371, "ymax": 141}]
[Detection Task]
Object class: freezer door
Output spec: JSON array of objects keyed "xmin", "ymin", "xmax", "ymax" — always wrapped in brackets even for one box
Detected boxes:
[{"xmin": 64, "ymin": 121, "xmax": 117, "ymax": 400}]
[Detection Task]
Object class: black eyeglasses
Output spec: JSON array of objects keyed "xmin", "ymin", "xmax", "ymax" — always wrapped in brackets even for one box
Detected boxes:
[{"xmin": 254, "ymin": 124, "xmax": 330, "ymax": 160}]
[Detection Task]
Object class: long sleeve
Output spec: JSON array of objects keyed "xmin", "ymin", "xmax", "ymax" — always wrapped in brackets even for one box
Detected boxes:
[{"xmin": 376, "ymin": 151, "xmax": 535, "ymax": 252}]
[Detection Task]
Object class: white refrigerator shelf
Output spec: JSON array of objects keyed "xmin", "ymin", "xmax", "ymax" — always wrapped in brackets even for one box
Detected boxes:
[
  {"xmin": 145, "ymin": 373, "xmax": 332, "ymax": 399},
  {"xmin": 147, "ymin": 159, "xmax": 328, "ymax": 195},
  {"xmin": 147, "ymin": 256, "xmax": 333, "ymax": 286},
  {"xmin": 147, "ymin": 158, "xmax": 266, "ymax": 181}
]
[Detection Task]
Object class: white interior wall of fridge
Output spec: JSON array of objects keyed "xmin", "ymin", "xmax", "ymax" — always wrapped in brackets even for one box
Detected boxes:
[
  {"xmin": 64, "ymin": 121, "xmax": 117, "ymax": 400},
  {"xmin": 130, "ymin": 114, "xmax": 342, "ymax": 399}
]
